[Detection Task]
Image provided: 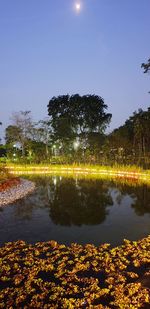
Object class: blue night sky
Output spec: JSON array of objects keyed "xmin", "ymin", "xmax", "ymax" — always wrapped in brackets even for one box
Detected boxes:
[{"xmin": 0, "ymin": 0, "xmax": 150, "ymax": 141}]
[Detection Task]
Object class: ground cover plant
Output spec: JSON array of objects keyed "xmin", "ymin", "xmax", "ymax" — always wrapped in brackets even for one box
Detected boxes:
[
  {"xmin": 0, "ymin": 177, "xmax": 21, "ymax": 192},
  {"xmin": 0, "ymin": 165, "xmax": 20, "ymax": 192},
  {"xmin": 0, "ymin": 165, "xmax": 9, "ymax": 182},
  {"xmin": 0, "ymin": 236, "xmax": 149, "ymax": 308}
]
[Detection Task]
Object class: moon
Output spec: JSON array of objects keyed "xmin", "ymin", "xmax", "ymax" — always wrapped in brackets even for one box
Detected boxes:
[{"xmin": 75, "ymin": 2, "xmax": 81, "ymax": 12}]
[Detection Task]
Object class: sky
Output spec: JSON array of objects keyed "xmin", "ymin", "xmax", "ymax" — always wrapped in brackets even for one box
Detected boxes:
[{"xmin": 0, "ymin": 0, "xmax": 150, "ymax": 142}]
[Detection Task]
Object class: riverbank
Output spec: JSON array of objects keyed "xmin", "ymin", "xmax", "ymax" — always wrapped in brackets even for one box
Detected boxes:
[
  {"xmin": 0, "ymin": 178, "xmax": 35, "ymax": 206},
  {"xmin": 5, "ymin": 164, "xmax": 150, "ymax": 184}
]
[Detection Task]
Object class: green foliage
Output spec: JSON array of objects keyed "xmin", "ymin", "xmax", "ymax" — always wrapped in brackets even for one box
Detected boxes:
[
  {"xmin": 106, "ymin": 107, "xmax": 150, "ymax": 167},
  {"xmin": 0, "ymin": 164, "xmax": 9, "ymax": 182},
  {"xmin": 47, "ymin": 94, "xmax": 112, "ymax": 154},
  {"xmin": 3, "ymin": 102, "xmax": 150, "ymax": 167},
  {"xmin": 5, "ymin": 125, "xmax": 22, "ymax": 145}
]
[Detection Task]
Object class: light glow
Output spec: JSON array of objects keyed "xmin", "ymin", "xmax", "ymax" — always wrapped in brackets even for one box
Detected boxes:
[
  {"xmin": 75, "ymin": 2, "xmax": 81, "ymax": 12},
  {"xmin": 7, "ymin": 165, "xmax": 150, "ymax": 184}
]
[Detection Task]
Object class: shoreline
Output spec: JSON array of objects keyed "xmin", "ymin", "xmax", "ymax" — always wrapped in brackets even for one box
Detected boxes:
[
  {"xmin": 0, "ymin": 178, "xmax": 35, "ymax": 206},
  {"xmin": 5, "ymin": 164, "xmax": 150, "ymax": 185}
]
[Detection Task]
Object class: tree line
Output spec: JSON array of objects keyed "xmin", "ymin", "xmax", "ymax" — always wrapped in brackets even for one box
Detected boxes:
[
  {"xmin": 0, "ymin": 98, "xmax": 149, "ymax": 167},
  {"xmin": 0, "ymin": 58, "xmax": 149, "ymax": 167}
]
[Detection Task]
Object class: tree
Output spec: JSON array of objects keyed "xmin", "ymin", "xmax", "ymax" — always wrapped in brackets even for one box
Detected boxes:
[
  {"xmin": 29, "ymin": 119, "xmax": 52, "ymax": 161},
  {"xmin": 132, "ymin": 108, "xmax": 150, "ymax": 159},
  {"xmin": 5, "ymin": 112, "xmax": 53, "ymax": 163},
  {"xmin": 5, "ymin": 111, "xmax": 34, "ymax": 159},
  {"xmin": 106, "ymin": 107, "xmax": 150, "ymax": 166},
  {"xmin": 47, "ymin": 94, "xmax": 112, "ymax": 155},
  {"xmin": 104, "ymin": 119, "xmax": 134, "ymax": 164},
  {"xmin": 5, "ymin": 125, "xmax": 22, "ymax": 145},
  {"xmin": 141, "ymin": 58, "xmax": 150, "ymax": 93},
  {"xmin": 10, "ymin": 111, "xmax": 33, "ymax": 156},
  {"xmin": 141, "ymin": 58, "xmax": 150, "ymax": 73}
]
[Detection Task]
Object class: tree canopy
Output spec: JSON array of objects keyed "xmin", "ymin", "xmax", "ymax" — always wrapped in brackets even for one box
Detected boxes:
[
  {"xmin": 47, "ymin": 94, "xmax": 112, "ymax": 149},
  {"xmin": 106, "ymin": 107, "xmax": 150, "ymax": 165}
]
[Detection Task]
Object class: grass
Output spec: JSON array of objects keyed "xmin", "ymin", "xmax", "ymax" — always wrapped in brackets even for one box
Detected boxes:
[
  {"xmin": 0, "ymin": 165, "xmax": 11, "ymax": 183},
  {"xmin": 5, "ymin": 163, "xmax": 150, "ymax": 185}
]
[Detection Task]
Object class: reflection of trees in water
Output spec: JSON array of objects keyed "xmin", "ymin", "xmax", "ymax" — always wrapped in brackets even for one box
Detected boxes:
[
  {"xmin": 49, "ymin": 178, "xmax": 113, "ymax": 226},
  {"xmin": 110, "ymin": 182, "xmax": 150, "ymax": 216},
  {"xmin": 13, "ymin": 177, "xmax": 52, "ymax": 219},
  {"xmin": 14, "ymin": 196, "xmax": 35, "ymax": 220},
  {"xmin": 130, "ymin": 185, "xmax": 150, "ymax": 216},
  {"xmin": 13, "ymin": 177, "xmax": 150, "ymax": 223}
]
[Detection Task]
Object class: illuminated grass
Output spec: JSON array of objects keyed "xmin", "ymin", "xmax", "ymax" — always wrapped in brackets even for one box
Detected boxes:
[
  {"xmin": 0, "ymin": 165, "xmax": 12, "ymax": 183},
  {"xmin": 5, "ymin": 164, "xmax": 150, "ymax": 185}
]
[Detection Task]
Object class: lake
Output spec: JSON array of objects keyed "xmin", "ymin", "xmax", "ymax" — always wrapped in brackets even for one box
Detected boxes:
[{"xmin": 0, "ymin": 175, "xmax": 150, "ymax": 246}]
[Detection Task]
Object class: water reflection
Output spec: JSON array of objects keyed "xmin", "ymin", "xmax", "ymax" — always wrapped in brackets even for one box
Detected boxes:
[
  {"xmin": 49, "ymin": 178, "xmax": 113, "ymax": 226},
  {"xmin": 112, "ymin": 183, "xmax": 150, "ymax": 216},
  {"xmin": 12, "ymin": 176, "xmax": 150, "ymax": 225},
  {"xmin": 0, "ymin": 176, "xmax": 150, "ymax": 246}
]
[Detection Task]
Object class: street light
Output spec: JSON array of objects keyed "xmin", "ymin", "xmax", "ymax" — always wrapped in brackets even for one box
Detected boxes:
[
  {"xmin": 73, "ymin": 139, "xmax": 80, "ymax": 151},
  {"xmin": 52, "ymin": 144, "xmax": 56, "ymax": 156}
]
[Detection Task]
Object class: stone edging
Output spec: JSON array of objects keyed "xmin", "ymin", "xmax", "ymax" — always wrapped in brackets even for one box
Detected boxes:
[{"xmin": 0, "ymin": 178, "xmax": 36, "ymax": 206}]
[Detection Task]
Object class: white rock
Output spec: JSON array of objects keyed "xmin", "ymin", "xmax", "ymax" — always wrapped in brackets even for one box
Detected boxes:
[{"xmin": 0, "ymin": 178, "xmax": 35, "ymax": 206}]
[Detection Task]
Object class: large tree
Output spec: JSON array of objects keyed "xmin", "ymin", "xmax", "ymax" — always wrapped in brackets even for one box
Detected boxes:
[{"xmin": 47, "ymin": 94, "xmax": 112, "ymax": 153}]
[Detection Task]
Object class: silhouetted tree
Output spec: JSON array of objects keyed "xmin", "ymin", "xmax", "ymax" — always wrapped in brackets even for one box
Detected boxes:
[
  {"xmin": 141, "ymin": 58, "xmax": 150, "ymax": 73},
  {"xmin": 141, "ymin": 58, "xmax": 150, "ymax": 93},
  {"xmin": 5, "ymin": 125, "xmax": 22, "ymax": 145},
  {"xmin": 105, "ymin": 107, "xmax": 150, "ymax": 166},
  {"xmin": 47, "ymin": 94, "xmax": 112, "ymax": 155}
]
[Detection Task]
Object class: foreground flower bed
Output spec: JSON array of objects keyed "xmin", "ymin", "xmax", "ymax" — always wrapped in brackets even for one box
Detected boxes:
[
  {"xmin": 0, "ymin": 177, "xmax": 21, "ymax": 192},
  {"xmin": 0, "ymin": 237, "xmax": 149, "ymax": 308}
]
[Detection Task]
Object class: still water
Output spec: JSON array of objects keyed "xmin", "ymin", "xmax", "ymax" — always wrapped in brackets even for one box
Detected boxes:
[{"xmin": 0, "ymin": 176, "xmax": 150, "ymax": 247}]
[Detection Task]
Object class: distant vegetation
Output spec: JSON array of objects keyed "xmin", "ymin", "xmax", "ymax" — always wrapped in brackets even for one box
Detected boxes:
[
  {"xmin": 0, "ymin": 59, "xmax": 149, "ymax": 168},
  {"xmin": 1, "ymin": 104, "xmax": 150, "ymax": 168}
]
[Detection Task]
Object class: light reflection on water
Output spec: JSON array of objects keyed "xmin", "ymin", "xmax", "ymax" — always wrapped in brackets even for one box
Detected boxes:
[{"xmin": 0, "ymin": 176, "xmax": 150, "ymax": 246}]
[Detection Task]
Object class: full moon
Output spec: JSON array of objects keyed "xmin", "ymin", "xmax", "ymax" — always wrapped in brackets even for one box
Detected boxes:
[{"xmin": 75, "ymin": 3, "xmax": 81, "ymax": 12}]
